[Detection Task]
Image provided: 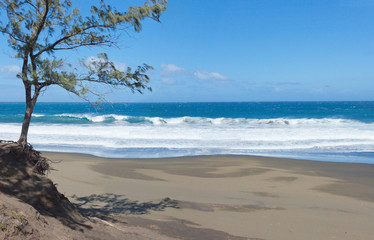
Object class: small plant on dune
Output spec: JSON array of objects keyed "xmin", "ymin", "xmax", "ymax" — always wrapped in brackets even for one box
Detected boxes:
[
  {"xmin": 0, "ymin": 223, "xmax": 6, "ymax": 232},
  {"xmin": 9, "ymin": 210, "xmax": 26, "ymax": 222}
]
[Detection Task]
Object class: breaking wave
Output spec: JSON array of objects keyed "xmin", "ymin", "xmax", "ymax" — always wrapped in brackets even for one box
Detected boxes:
[{"xmin": 0, "ymin": 113, "xmax": 368, "ymax": 127}]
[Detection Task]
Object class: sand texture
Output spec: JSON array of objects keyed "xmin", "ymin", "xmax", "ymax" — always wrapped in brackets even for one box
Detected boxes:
[{"xmin": 41, "ymin": 152, "xmax": 374, "ymax": 240}]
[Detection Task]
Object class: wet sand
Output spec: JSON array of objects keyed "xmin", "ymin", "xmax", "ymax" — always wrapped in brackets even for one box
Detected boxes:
[{"xmin": 44, "ymin": 152, "xmax": 374, "ymax": 240}]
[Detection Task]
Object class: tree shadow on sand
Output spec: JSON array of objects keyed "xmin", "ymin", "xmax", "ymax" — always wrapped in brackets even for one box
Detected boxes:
[
  {"xmin": 71, "ymin": 194, "xmax": 262, "ymax": 240},
  {"xmin": 71, "ymin": 193, "xmax": 179, "ymax": 221}
]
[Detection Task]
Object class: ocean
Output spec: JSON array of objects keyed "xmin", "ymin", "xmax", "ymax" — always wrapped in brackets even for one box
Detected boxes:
[{"xmin": 0, "ymin": 102, "xmax": 374, "ymax": 164}]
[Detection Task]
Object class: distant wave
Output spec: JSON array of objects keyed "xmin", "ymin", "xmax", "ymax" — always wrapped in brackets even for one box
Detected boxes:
[{"xmin": 5, "ymin": 113, "xmax": 367, "ymax": 126}]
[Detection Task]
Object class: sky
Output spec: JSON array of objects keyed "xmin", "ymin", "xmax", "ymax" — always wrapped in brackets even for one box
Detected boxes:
[{"xmin": 0, "ymin": 0, "xmax": 374, "ymax": 102}]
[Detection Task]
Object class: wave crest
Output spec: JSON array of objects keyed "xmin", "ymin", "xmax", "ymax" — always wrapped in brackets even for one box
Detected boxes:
[{"xmin": 21, "ymin": 113, "xmax": 368, "ymax": 127}]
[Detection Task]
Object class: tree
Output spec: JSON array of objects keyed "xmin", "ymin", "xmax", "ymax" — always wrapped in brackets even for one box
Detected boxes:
[{"xmin": 0, "ymin": 0, "xmax": 167, "ymax": 146}]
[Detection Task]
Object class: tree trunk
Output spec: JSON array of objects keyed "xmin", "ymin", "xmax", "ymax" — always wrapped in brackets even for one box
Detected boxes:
[
  {"xmin": 18, "ymin": 83, "xmax": 39, "ymax": 146},
  {"xmin": 17, "ymin": 100, "xmax": 36, "ymax": 146}
]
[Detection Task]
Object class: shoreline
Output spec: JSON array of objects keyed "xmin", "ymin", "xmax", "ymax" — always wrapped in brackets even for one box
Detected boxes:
[
  {"xmin": 44, "ymin": 151, "xmax": 374, "ymax": 240},
  {"xmin": 41, "ymin": 149, "xmax": 374, "ymax": 164}
]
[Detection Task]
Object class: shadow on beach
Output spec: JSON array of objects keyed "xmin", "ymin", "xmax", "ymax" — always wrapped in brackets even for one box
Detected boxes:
[
  {"xmin": 71, "ymin": 193, "xmax": 179, "ymax": 220},
  {"xmin": 70, "ymin": 193, "xmax": 259, "ymax": 240}
]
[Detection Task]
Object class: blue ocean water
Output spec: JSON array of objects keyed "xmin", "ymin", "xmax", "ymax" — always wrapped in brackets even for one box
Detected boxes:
[{"xmin": 0, "ymin": 102, "xmax": 374, "ymax": 163}]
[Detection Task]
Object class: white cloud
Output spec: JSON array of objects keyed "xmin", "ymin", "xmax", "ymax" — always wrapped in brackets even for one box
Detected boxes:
[
  {"xmin": 160, "ymin": 63, "xmax": 228, "ymax": 84},
  {"xmin": 160, "ymin": 64, "xmax": 185, "ymax": 83},
  {"xmin": 0, "ymin": 65, "xmax": 21, "ymax": 80},
  {"xmin": 113, "ymin": 62, "xmax": 127, "ymax": 72},
  {"xmin": 0, "ymin": 65, "xmax": 21, "ymax": 73},
  {"xmin": 193, "ymin": 71, "xmax": 227, "ymax": 81},
  {"xmin": 86, "ymin": 56, "xmax": 100, "ymax": 65},
  {"xmin": 86, "ymin": 56, "xmax": 127, "ymax": 72},
  {"xmin": 161, "ymin": 64, "xmax": 184, "ymax": 75}
]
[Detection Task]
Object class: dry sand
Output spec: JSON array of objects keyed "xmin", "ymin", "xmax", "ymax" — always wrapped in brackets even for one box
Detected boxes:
[{"xmin": 44, "ymin": 152, "xmax": 374, "ymax": 240}]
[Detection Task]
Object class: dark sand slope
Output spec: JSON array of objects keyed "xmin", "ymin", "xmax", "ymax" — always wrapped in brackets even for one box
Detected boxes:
[{"xmin": 44, "ymin": 152, "xmax": 374, "ymax": 240}]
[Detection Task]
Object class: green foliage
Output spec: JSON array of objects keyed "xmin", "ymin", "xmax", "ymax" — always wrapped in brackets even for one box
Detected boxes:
[
  {"xmin": 0, "ymin": 207, "xmax": 26, "ymax": 235},
  {"xmin": 0, "ymin": 223, "xmax": 5, "ymax": 232},
  {"xmin": 0, "ymin": 0, "xmax": 167, "ymax": 102},
  {"xmin": 9, "ymin": 210, "xmax": 26, "ymax": 222}
]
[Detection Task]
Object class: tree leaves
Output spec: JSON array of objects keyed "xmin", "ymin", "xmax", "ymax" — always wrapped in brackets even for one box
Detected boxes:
[{"xmin": 0, "ymin": 0, "xmax": 167, "ymax": 102}]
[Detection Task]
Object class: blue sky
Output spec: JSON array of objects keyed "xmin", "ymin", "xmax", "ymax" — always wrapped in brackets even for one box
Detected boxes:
[{"xmin": 0, "ymin": 0, "xmax": 374, "ymax": 102}]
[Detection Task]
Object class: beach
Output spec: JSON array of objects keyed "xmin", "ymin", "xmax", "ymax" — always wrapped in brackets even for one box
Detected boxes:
[{"xmin": 44, "ymin": 152, "xmax": 374, "ymax": 240}]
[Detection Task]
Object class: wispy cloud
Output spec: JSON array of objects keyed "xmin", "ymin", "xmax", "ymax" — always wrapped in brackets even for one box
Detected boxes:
[
  {"xmin": 160, "ymin": 64, "xmax": 185, "ymax": 83},
  {"xmin": 160, "ymin": 63, "xmax": 227, "ymax": 83},
  {"xmin": 0, "ymin": 65, "xmax": 21, "ymax": 74},
  {"xmin": 161, "ymin": 64, "xmax": 185, "ymax": 75},
  {"xmin": 86, "ymin": 56, "xmax": 127, "ymax": 71},
  {"xmin": 0, "ymin": 65, "xmax": 21, "ymax": 80},
  {"xmin": 193, "ymin": 71, "xmax": 227, "ymax": 81}
]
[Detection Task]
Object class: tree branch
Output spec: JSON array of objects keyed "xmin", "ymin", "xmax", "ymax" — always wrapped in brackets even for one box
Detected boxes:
[
  {"xmin": 30, "ymin": 0, "xmax": 49, "ymax": 45},
  {"xmin": 33, "ymin": 24, "xmax": 117, "ymax": 58},
  {"xmin": 1, "ymin": 30, "xmax": 27, "ymax": 44}
]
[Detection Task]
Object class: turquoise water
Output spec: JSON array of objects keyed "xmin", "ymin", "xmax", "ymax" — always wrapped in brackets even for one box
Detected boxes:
[
  {"xmin": 1, "ymin": 102, "xmax": 374, "ymax": 123},
  {"xmin": 0, "ymin": 102, "xmax": 373, "ymax": 163}
]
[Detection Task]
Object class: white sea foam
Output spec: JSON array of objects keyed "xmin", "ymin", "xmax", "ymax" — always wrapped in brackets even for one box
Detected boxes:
[
  {"xmin": 32, "ymin": 114, "xmax": 45, "ymax": 117},
  {"xmin": 31, "ymin": 113, "xmax": 370, "ymax": 127},
  {"xmin": 1, "ymin": 116, "xmax": 374, "ymax": 163}
]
